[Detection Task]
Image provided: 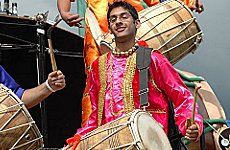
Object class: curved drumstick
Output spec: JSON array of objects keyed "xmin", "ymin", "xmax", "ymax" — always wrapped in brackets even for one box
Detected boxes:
[{"xmin": 47, "ymin": 18, "xmax": 62, "ymax": 71}]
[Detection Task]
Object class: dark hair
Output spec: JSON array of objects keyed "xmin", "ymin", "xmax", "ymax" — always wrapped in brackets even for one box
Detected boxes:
[{"xmin": 107, "ymin": 1, "xmax": 139, "ymax": 24}]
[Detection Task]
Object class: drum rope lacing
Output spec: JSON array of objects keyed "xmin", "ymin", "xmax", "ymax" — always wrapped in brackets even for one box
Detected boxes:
[
  {"xmin": 82, "ymin": 121, "xmax": 132, "ymax": 140},
  {"xmin": 10, "ymin": 124, "xmax": 43, "ymax": 149},
  {"xmin": 0, "ymin": 100, "xmax": 42, "ymax": 150},
  {"xmin": 143, "ymin": 17, "xmax": 196, "ymax": 42},
  {"xmin": 86, "ymin": 122, "xmax": 133, "ymax": 149},
  {"xmin": 0, "ymin": 102, "xmax": 24, "ymax": 131},
  {"xmin": 138, "ymin": 5, "xmax": 184, "ymax": 40},
  {"xmin": 11, "ymin": 137, "xmax": 43, "ymax": 150},
  {"xmin": 0, "ymin": 85, "xmax": 43, "ymax": 149},
  {"xmin": 0, "ymin": 121, "xmax": 35, "ymax": 133}
]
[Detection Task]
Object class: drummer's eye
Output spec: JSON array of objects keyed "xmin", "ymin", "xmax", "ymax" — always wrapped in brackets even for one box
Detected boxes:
[
  {"xmin": 109, "ymin": 12, "xmax": 131, "ymax": 24},
  {"xmin": 109, "ymin": 17, "xmax": 117, "ymax": 24}
]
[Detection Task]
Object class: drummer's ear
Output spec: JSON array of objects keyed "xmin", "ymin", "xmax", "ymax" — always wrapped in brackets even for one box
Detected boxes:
[{"xmin": 135, "ymin": 19, "xmax": 141, "ymax": 29}]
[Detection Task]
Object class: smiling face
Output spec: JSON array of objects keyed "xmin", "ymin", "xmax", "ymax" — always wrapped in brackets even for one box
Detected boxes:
[{"xmin": 108, "ymin": 6, "xmax": 140, "ymax": 43}]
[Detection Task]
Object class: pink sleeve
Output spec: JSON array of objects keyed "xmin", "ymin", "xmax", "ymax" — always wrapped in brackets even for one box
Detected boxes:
[{"xmin": 149, "ymin": 51, "xmax": 203, "ymax": 136}]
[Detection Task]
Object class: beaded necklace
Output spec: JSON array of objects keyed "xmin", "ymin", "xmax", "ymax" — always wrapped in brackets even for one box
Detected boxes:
[{"xmin": 112, "ymin": 46, "xmax": 137, "ymax": 57}]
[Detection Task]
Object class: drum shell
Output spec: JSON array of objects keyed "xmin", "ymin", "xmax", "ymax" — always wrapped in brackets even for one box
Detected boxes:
[
  {"xmin": 75, "ymin": 110, "xmax": 171, "ymax": 150},
  {"xmin": 0, "ymin": 84, "xmax": 43, "ymax": 149},
  {"xmin": 137, "ymin": 0, "xmax": 202, "ymax": 64},
  {"xmin": 100, "ymin": 0, "xmax": 203, "ymax": 64}
]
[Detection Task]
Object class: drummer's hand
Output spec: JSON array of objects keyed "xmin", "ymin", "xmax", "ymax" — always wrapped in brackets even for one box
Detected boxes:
[
  {"xmin": 185, "ymin": 124, "xmax": 199, "ymax": 142},
  {"xmin": 189, "ymin": 0, "xmax": 204, "ymax": 14},
  {"xmin": 47, "ymin": 70, "xmax": 66, "ymax": 92},
  {"xmin": 61, "ymin": 11, "xmax": 84, "ymax": 28}
]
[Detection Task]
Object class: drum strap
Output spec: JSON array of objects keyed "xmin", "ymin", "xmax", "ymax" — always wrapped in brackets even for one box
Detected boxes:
[
  {"xmin": 136, "ymin": 46, "xmax": 152, "ymax": 107},
  {"xmin": 136, "ymin": 47, "xmax": 187, "ymax": 150}
]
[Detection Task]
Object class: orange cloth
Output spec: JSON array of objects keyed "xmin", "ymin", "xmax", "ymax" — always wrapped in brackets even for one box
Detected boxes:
[
  {"xmin": 66, "ymin": 134, "xmax": 81, "ymax": 150},
  {"xmin": 80, "ymin": 0, "xmax": 194, "ymax": 127}
]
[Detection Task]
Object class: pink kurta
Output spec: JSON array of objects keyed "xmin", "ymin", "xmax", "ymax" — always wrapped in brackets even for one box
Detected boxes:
[
  {"xmin": 67, "ymin": 49, "xmax": 203, "ymax": 148},
  {"xmin": 71, "ymin": 0, "xmax": 196, "ymax": 127}
]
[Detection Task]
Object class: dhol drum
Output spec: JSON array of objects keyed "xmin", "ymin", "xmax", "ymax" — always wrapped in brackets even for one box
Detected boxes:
[
  {"xmin": 100, "ymin": 0, "xmax": 203, "ymax": 64},
  {"xmin": 177, "ymin": 70, "xmax": 229, "ymax": 150},
  {"xmin": 0, "ymin": 84, "xmax": 43, "ymax": 149},
  {"xmin": 73, "ymin": 110, "xmax": 171, "ymax": 150}
]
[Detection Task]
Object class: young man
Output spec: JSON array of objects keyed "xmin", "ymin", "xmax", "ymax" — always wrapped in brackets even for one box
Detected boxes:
[
  {"xmin": 57, "ymin": 0, "xmax": 204, "ymax": 127},
  {"xmin": 0, "ymin": 65, "xmax": 66, "ymax": 109},
  {"xmin": 66, "ymin": 1, "xmax": 203, "ymax": 149}
]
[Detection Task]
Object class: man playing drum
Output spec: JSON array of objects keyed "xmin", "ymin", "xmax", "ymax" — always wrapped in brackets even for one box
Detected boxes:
[
  {"xmin": 0, "ymin": 65, "xmax": 66, "ymax": 109},
  {"xmin": 65, "ymin": 1, "xmax": 203, "ymax": 149},
  {"xmin": 57, "ymin": 0, "xmax": 204, "ymax": 127}
]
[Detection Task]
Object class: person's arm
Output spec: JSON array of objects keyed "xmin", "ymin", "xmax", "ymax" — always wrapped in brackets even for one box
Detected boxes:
[
  {"xmin": 0, "ymin": 65, "xmax": 24, "ymax": 98},
  {"xmin": 57, "ymin": 0, "xmax": 84, "ymax": 27},
  {"xmin": 21, "ymin": 70, "xmax": 65, "ymax": 109},
  {"xmin": 149, "ymin": 51, "xmax": 203, "ymax": 141}
]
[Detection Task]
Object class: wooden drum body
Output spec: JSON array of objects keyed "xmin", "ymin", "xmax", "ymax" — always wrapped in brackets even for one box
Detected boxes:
[
  {"xmin": 76, "ymin": 110, "xmax": 171, "ymax": 150},
  {"xmin": 0, "ymin": 84, "xmax": 43, "ymax": 150}
]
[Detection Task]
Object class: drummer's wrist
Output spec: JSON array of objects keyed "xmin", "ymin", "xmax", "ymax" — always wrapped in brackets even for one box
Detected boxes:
[{"xmin": 45, "ymin": 80, "xmax": 56, "ymax": 92}]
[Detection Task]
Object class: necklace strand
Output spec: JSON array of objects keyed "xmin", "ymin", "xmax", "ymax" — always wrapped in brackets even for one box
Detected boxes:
[{"xmin": 112, "ymin": 46, "xmax": 137, "ymax": 57}]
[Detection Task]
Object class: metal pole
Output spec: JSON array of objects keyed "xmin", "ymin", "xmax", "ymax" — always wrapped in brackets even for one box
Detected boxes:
[{"xmin": 36, "ymin": 20, "xmax": 48, "ymax": 147}]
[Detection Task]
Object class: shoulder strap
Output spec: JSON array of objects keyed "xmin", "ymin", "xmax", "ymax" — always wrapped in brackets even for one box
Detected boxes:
[{"xmin": 136, "ymin": 46, "xmax": 152, "ymax": 107}]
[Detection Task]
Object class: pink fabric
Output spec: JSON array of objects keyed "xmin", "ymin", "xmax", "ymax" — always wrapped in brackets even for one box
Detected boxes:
[
  {"xmin": 77, "ymin": 50, "xmax": 203, "ymax": 138},
  {"xmin": 104, "ymin": 55, "xmax": 127, "ymax": 123}
]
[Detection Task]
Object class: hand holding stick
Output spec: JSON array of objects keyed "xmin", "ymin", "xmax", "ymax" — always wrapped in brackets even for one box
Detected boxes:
[
  {"xmin": 186, "ymin": 85, "xmax": 201, "ymax": 128},
  {"xmin": 191, "ymin": 86, "xmax": 201, "ymax": 124}
]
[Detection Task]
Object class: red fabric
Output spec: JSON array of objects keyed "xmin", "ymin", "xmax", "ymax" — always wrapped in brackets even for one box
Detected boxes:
[
  {"xmin": 66, "ymin": 134, "xmax": 81, "ymax": 150},
  {"xmin": 137, "ymin": 40, "xmax": 149, "ymax": 48}
]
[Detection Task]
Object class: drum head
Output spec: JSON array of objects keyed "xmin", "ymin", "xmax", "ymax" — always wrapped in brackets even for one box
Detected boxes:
[{"xmin": 133, "ymin": 111, "xmax": 172, "ymax": 150}]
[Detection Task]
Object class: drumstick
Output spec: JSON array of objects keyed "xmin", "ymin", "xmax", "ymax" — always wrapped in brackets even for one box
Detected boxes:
[
  {"xmin": 47, "ymin": 39, "xmax": 57, "ymax": 71},
  {"xmin": 191, "ymin": 86, "xmax": 201, "ymax": 124},
  {"xmin": 47, "ymin": 18, "xmax": 62, "ymax": 71}
]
